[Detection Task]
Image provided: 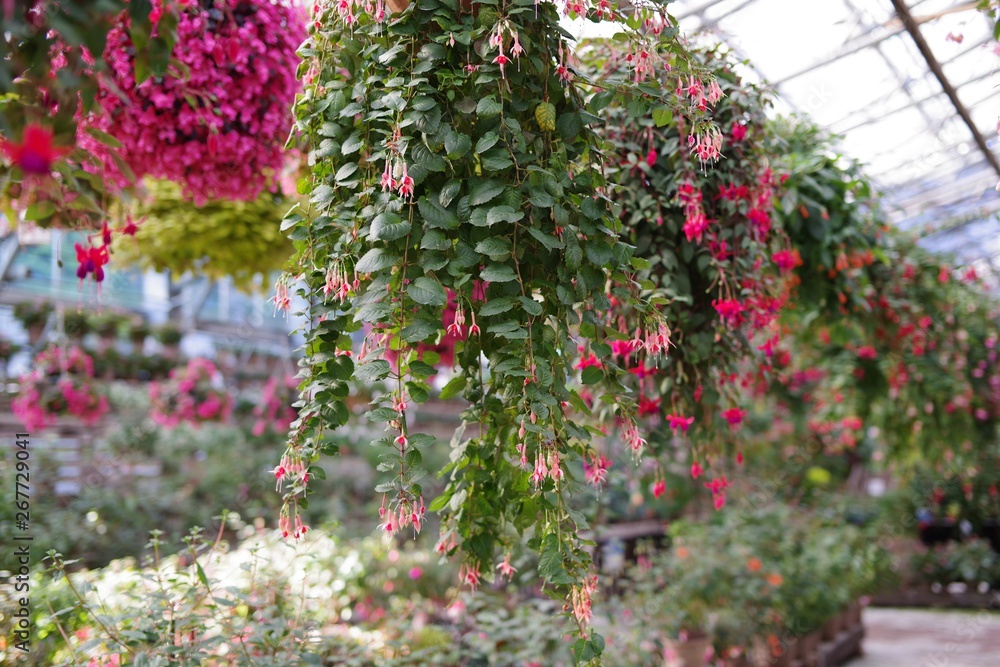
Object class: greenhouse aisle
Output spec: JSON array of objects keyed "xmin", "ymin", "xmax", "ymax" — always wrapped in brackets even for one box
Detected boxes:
[{"xmin": 848, "ymin": 608, "xmax": 1000, "ymax": 667}]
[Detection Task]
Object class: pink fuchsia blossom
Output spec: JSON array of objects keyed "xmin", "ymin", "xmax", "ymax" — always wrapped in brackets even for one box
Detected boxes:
[
  {"xmin": 79, "ymin": 1, "xmax": 305, "ymax": 205},
  {"xmin": 683, "ymin": 210, "xmax": 710, "ymax": 243},
  {"xmin": 652, "ymin": 479, "xmax": 666, "ymax": 498},
  {"xmin": 666, "ymin": 414, "xmax": 695, "ymax": 432},
  {"xmin": 713, "ymin": 298, "xmax": 744, "ymax": 325},
  {"xmin": 772, "ymin": 249, "xmax": 802, "ymax": 273},
  {"xmin": 721, "ymin": 407, "xmax": 746, "ymax": 427},
  {"xmin": 857, "ymin": 346, "xmax": 877, "ymax": 360},
  {"xmin": 690, "ymin": 461, "xmax": 703, "ymax": 479},
  {"xmin": 730, "ymin": 122, "xmax": 747, "ymax": 143},
  {"xmin": 2, "ymin": 123, "xmax": 69, "ymax": 175},
  {"xmin": 497, "ymin": 553, "xmax": 517, "ymax": 579},
  {"xmin": 583, "ymin": 453, "xmax": 612, "ymax": 486},
  {"xmin": 638, "ymin": 396, "xmax": 661, "ymax": 417}
]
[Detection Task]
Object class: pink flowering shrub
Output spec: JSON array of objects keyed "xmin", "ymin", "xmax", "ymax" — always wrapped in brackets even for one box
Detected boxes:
[
  {"xmin": 12, "ymin": 346, "xmax": 109, "ymax": 430},
  {"xmin": 150, "ymin": 357, "xmax": 232, "ymax": 427},
  {"xmin": 78, "ymin": 1, "xmax": 305, "ymax": 204},
  {"xmin": 251, "ymin": 375, "xmax": 298, "ymax": 436}
]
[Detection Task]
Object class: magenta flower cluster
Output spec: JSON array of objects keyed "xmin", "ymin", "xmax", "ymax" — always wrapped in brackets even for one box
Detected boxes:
[
  {"xmin": 251, "ymin": 374, "xmax": 298, "ymax": 436},
  {"xmin": 12, "ymin": 346, "xmax": 109, "ymax": 431},
  {"xmin": 79, "ymin": 1, "xmax": 305, "ymax": 204},
  {"xmin": 149, "ymin": 357, "xmax": 233, "ymax": 427}
]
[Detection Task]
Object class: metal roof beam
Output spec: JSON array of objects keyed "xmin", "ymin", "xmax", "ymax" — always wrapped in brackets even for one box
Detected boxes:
[{"xmin": 890, "ymin": 0, "xmax": 1000, "ymax": 179}]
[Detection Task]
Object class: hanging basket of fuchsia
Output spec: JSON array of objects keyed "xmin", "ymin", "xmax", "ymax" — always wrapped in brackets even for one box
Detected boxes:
[
  {"xmin": 12, "ymin": 346, "xmax": 109, "ymax": 431},
  {"xmin": 251, "ymin": 374, "xmax": 298, "ymax": 436},
  {"xmin": 150, "ymin": 357, "xmax": 232, "ymax": 427},
  {"xmin": 79, "ymin": 0, "xmax": 305, "ymax": 204}
]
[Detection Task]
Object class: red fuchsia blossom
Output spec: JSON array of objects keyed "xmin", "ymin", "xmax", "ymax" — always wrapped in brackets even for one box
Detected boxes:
[
  {"xmin": 2, "ymin": 123, "xmax": 69, "ymax": 175},
  {"xmin": 638, "ymin": 396, "xmax": 661, "ymax": 417},
  {"xmin": 721, "ymin": 407, "xmax": 746, "ymax": 428},
  {"xmin": 683, "ymin": 209, "xmax": 710, "ymax": 243},
  {"xmin": 857, "ymin": 345, "xmax": 877, "ymax": 360},
  {"xmin": 652, "ymin": 479, "xmax": 666, "ymax": 498},
  {"xmin": 938, "ymin": 266, "xmax": 950, "ymax": 283},
  {"xmin": 704, "ymin": 475, "xmax": 730, "ymax": 510},
  {"xmin": 690, "ymin": 461, "xmax": 703, "ymax": 479},
  {"xmin": 666, "ymin": 413, "xmax": 695, "ymax": 432},
  {"xmin": 645, "ymin": 149, "xmax": 657, "ymax": 167},
  {"xmin": 576, "ymin": 345, "xmax": 602, "ymax": 370},
  {"xmin": 79, "ymin": 1, "xmax": 304, "ymax": 204},
  {"xmin": 772, "ymin": 249, "xmax": 802, "ymax": 273},
  {"xmin": 730, "ymin": 122, "xmax": 747, "ymax": 142},
  {"xmin": 748, "ymin": 207, "xmax": 771, "ymax": 235},
  {"xmin": 713, "ymin": 298, "xmax": 744, "ymax": 325}
]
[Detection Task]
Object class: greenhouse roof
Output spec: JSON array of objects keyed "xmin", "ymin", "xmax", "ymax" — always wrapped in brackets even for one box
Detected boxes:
[
  {"xmin": 571, "ymin": 0, "xmax": 1000, "ymax": 274},
  {"xmin": 676, "ymin": 0, "xmax": 1000, "ymax": 272}
]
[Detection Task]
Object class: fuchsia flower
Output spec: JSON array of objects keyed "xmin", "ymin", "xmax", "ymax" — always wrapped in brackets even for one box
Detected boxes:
[
  {"xmin": 704, "ymin": 475, "xmax": 730, "ymax": 510},
  {"xmin": 638, "ymin": 396, "xmax": 661, "ymax": 417},
  {"xmin": 397, "ymin": 163, "xmax": 415, "ymax": 198},
  {"xmin": 497, "ymin": 553, "xmax": 517, "ymax": 579},
  {"xmin": 683, "ymin": 210, "xmax": 710, "ymax": 243},
  {"xmin": 721, "ymin": 407, "xmax": 746, "ymax": 427},
  {"xmin": 772, "ymin": 249, "xmax": 801, "ymax": 273},
  {"xmin": 584, "ymin": 454, "xmax": 612, "ymax": 486},
  {"xmin": 2, "ymin": 123, "xmax": 69, "ymax": 175},
  {"xmin": 713, "ymin": 299, "xmax": 744, "ymax": 325},
  {"xmin": 667, "ymin": 414, "xmax": 695, "ymax": 432},
  {"xmin": 651, "ymin": 479, "xmax": 666, "ymax": 499},
  {"xmin": 857, "ymin": 346, "xmax": 877, "ymax": 360},
  {"xmin": 748, "ymin": 208, "xmax": 771, "ymax": 235},
  {"xmin": 731, "ymin": 122, "xmax": 747, "ymax": 143},
  {"xmin": 690, "ymin": 461, "xmax": 703, "ymax": 479},
  {"xmin": 79, "ymin": 1, "xmax": 305, "ymax": 204}
]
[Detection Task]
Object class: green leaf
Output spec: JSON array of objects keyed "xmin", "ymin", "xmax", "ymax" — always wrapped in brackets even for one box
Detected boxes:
[
  {"xmin": 565, "ymin": 234, "xmax": 582, "ymax": 269},
  {"xmin": 652, "ymin": 107, "xmax": 674, "ymax": 128},
  {"xmin": 469, "ymin": 180, "xmax": 505, "ymax": 206},
  {"xmin": 589, "ymin": 90, "xmax": 614, "ymax": 113},
  {"xmin": 84, "ymin": 127, "xmax": 122, "ymax": 149},
  {"xmin": 439, "ymin": 375, "xmax": 467, "ymax": 399},
  {"xmin": 439, "ymin": 180, "xmax": 462, "ymax": 207},
  {"xmin": 480, "ymin": 264, "xmax": 517, "ymax": 283},
  {"xmin": 409, "ymin": 360, "xmax": 438, "ymax": 377},
  {"xmin": 355, "ymin": 360, "xmax": 392, "ymax": 383},
  {"xmin": 556, "ymin": 111, "xmax": 582, "ymax": 140},
  {"xmin": 518, "ymin": 296, "xmax": 542, "ymax": 317},
  {"xmin": 487, "ymin": 205, "xmax": 524, "ymax": 225},
  {"xmin": 418, "ymin": 196, "xmax": 459, "ymax": 229},
  {"xmin": 476, "ymin": 96, "xmax": 503, "ymax": 117},
  {"xmin": 581, "ymin": 366, "xmax": 603, "ymax": 385},
  {"xmin": 335, "ymin": 162, "xmax": 359, "ymax": 183},
  {"xmin": 445, "ymin": 132, "xmax": 472, "ymax": 159},
  {"xmin": 478, "ymin": 297, "xmax": 516, "ymax": 316},
  {"xmin": 475, "ymin": 237, "xmax": 512, "ymax": 260},
  {"xmin": 475, "ymin": 132, "xmax": 499, "ymax": 153},
  {"xmin": 408, "ymin": 277, "xmax": 447, "ymax": 306},
  {"xmin": 371, "ymin": 212, "xmax": 411, "ymax": 241},
  {"xmin": 341, "ymin": 132, "xmax": 364, "ymax": 155},
  {"xmin": 402, "ymin": 318, "xmax": 440, "ymax": 343},
  {"xmin": 355, "ymin": 248, "xmax": 399, "ymax": 273}
]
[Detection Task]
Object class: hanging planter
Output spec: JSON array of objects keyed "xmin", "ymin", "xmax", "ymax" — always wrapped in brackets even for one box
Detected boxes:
[
  {"xmin": 283, "ymin": 0, "xmax": 712, "ymax": 654},
  {"xmin": 78, "ymin": 1, "xmax": 306, "ymax": 204},
  {"xmin": 149, "ymin": 357, "xmax": 232, "ymax": 427},
  {"xmin": 593, "ymin": 44, "xmax": 787, "ymax": 497},
  {"xmin": 251, "ymin": 375, "xmax": 299, "ymax": 437},
  {"xmin": 12, "ymin": 346, "xmax": 109, "ymax": 431}
]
